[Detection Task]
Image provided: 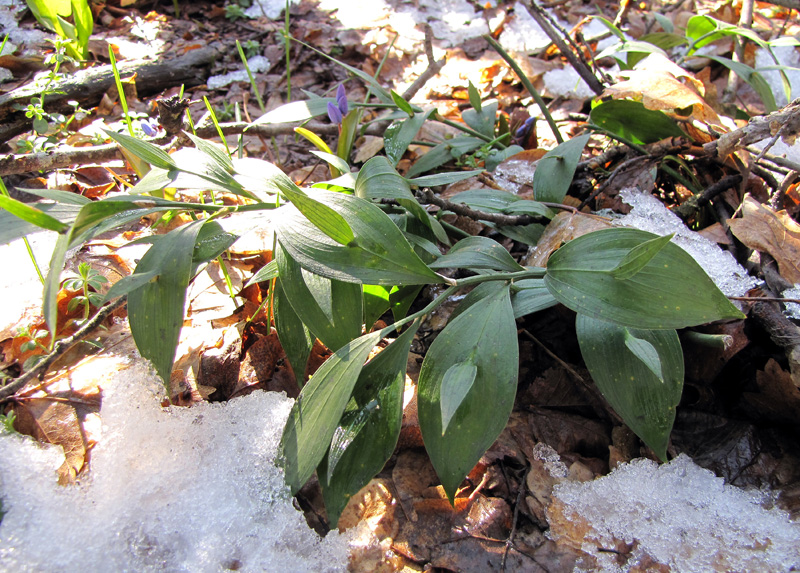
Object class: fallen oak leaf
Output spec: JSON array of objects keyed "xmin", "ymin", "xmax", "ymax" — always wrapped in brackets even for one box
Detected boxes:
[{"xmin": 728, "ymin": 195, "xmax": 800, "ymax": 283}]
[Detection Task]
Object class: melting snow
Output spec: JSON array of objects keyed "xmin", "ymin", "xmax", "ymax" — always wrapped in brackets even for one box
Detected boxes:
[
  {"xmin": 0, "ymin": 358, "xmax": 349, "ymax": 572},
  {"xmin": 207, "ymin": 56, "xmax": 271, "ymax": 90},
  {"xmin": 616, "ymin": 188, "xmax": 759, "ymax": 298},
  {"xmin": 552, "ymin": 454, "xmax": 800, "ymax": 572}
]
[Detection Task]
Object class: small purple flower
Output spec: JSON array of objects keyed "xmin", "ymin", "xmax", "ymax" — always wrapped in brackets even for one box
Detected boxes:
[
  {"xmin": 336, "ymin": 84, "xmax": 348, "ymax": 116},
  {"xmin": 327, "ymin": 84, "xmax": 349, "ymax": 124},
  {"xmin": 514, "ymin": 116, "xmax": 535, "ymax": 141},
  {"xmin": 140, "ymin": 119, "xmax": 158, "ymax": 137}
]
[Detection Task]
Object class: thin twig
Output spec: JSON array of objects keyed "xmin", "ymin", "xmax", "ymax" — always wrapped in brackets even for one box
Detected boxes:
[
  {"xmin": 522, "ymin": 0, "xmax": 604, "ymax": 95},
  {"xmin": 0, "ymin": 296, "xmax": 127, "ymax": 402},
  {"xmin": 521, "ymin": 329, "xmax": 586, "ymax": 383},
  {"xmin": 401, "ymin": 24, "xmax": 447, "ymax": 102},
  {"xmin": 417, "ymin": 188, "xmax": 548, "ymax": 225}
]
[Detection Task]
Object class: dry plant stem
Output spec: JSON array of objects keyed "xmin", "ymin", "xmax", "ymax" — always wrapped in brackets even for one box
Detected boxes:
[
  {"xmin": 769, "ymin": 169, "xmax": 800, "ymax": 210},
  {"xmin": 0, "ymin": 121, "xmax": 382, "ymax": 176},
  {"xmin": 0, "ymin": 296, "xmax": 127, "ymax": 403},
  {"xmin": 703, "ymin": 98, "xmax": 800, "ymax": 158},
  {"xmin": 751, "ymin": 300, "xmax": 800, "ymax": 379},
  {"xmin": 745, "ymin": 146, "xmax": 800, "ymax": 173},
  {"xmin": 672, "ymin": 173, "xmax": 743, "ymax": 221},
  {"xmin": 418, "ymin": 188, "xmax": 548, "ymax": 225},
  {"xmin": 521, "ymin": 329, "xmax": 585, "ymax": 383},
  {"xmin": 401, "ymin": 24, "xmax": 446, "ymax": 102},
  {"xmin": 522, "ymin": 0, "xmax": 604, "ymax": 95},
  {"xmin": 723, "ymin": 0, "xmax": 754, "ymax": 103},
  {"xmin": 578, "ymin": 155, "xmax": 654, "ymax": 210}
]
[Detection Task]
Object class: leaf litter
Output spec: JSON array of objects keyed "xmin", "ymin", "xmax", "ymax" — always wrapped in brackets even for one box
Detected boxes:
[{"xmin": 2, "ymin": 0, "xmax": 800, "ymax": 570}]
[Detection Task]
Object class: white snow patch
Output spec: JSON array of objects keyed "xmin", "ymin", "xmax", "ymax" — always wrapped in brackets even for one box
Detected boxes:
[
  {"xmin": 782, "ymin": 284, "xmax": 800, "ymax": 319},
  {"xmin": 552, "ymin": 454, "xmax": 800, "ymax": 572},
  {"xmin": 543, "ymin": 66, "xmax": 595, "ymax": 99},
  {"xmin": 0, "ymin": 0, "xmax": 48, "ymax": 52},
  {"xmin": 207, "ymin": 56, "xmax": 271, "ymax": 90},
  {"xmin": 497, "ymin": 5, "xmax": 553, "ymax": 53},
  {"xmin": 245, "ymin": 0, "xmax": 300, "ymax": 20},
  {"xmin": 755, "ymin": 45, "xmax": 800, "ymax": 108},
  {"xmin": 616, "ymin": 188, "xmax": 759, "ymax": 298},
  {"xmin": 0, "ymin": 359, "xmax": 349, "ymax": 572}
]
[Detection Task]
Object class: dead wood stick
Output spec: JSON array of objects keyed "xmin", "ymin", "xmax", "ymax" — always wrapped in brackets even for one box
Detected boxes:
[
  {"xmin": 417, "ymin": 188, "xmax": 547, "ymax": 226},
  {"xmin": 522, "ymin": 0, "xmax": 604, "ymax": 95},
  {"xmin": 0, "ymin": 47, "xmax": 218, "ymax": 144},
  {"xmin": 0, "ymin": 121, "xmax": 385, "ymax": 176},
  {"xmin": 0, "ymin": 296, "xmax": 127, "ymax": 402},
  {"xmin": 763, "ymin": 0, "xmax": 800, "ymax": 9},
  {"xmin": 703, "ymin": 98, "xmax": 800, "ymax": 159},
  {"xmin": 401, "ymin": 24, "xmax": 446, "ymax": 102}
]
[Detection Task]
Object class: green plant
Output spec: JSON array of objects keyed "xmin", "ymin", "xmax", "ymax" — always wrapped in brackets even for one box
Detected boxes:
[
  {"xmin": 224, "ymin": 1, "xmax": 250, "ymax": 21},
  {"xmin": 0, "ymin": 411, "xmax": 17, "ymax": 434},
  {"xmin": 63, "ymin": 262, "xmax": 108, "ymax": 322},
  {"xmin": 26, "ymin": 0, "xmax": 93, "ymax": 60},
  {"xmin": 0, "ymin": 44, "xmax": 747, "ymax": 530},
  {"xmin": 17, "ymin": 325, "xmax": 51, "ymax": 371}
]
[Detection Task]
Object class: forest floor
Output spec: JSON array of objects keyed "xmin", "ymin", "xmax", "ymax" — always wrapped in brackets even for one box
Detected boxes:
[{"xmin": 1, "ymin": 0, "xmax": 800, "ymax": 571}]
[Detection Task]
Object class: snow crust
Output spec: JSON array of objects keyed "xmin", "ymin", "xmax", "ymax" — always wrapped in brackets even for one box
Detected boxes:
[
  {"xmin": 245, "ymin": 0, "xmax": 301, "ymax": 20},
  {"xmin": 755, "ymin": 45, "xmax": 800, "ymax": 109},
  {"xmin": 782, "ymin": 284, "xmax": 800, "ymax": 319},
  {"xmin": 616, "ymin": 188, "xmax": 759, "ymax": 298},
  {"xmin": 207, "ymin": 56, "xmax": 271, "ymax": 90},
  {"xmin": 553, "ymin": 454, "xmax": 800, "ymax": 572},
  {"xmin": 0, "ymin": 359, "xmax": 349, "ymax": 572}
]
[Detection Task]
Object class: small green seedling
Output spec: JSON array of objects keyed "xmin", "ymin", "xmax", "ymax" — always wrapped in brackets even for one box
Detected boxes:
[{"xmin": 64, "ymin": 262, "xmax": 108, "ymax": 322}]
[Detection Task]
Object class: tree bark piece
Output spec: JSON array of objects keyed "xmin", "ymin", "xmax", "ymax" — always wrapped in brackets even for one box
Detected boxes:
[
  {"xmin": 0, "ymin": 47, "xmax": 218, "ymax": 144},
  {"xmin": 704, "ymin": 98, "xmax": 800, "ymax": 159}
]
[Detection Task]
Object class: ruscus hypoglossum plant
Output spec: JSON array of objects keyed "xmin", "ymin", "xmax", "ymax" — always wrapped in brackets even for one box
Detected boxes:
[{"xmin": 0, "ymin": 42, "xmax": 746, "ymax": 528}]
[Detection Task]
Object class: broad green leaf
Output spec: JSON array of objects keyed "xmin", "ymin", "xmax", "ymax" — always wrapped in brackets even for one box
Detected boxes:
[
  {"xmin": 418, "ymin": 282, "xmax": 517, "ymax": 501},
  {"xmin": 501, "ymin": 201, "xmax": 556, "ymax": 218},
  {"xmin": 104, "ymin": 130, "xmax": 176, "ymax": 171},
  {"xmin": 310, "ymin": 150, "xmax": 350, "ymax": 174},
  {"xmin": 609, "ymin": 233, "xmax": 674, "ymax": 279},
  {"xmin": 405, "ymin": 169, "xmax": 484, "ymax": 188},
  {"xmin": 390, "ymin": 284, "xmax": 422, "ymax": 322},
  {"xmin": 356, "ymin": 156, "xmax": 449, "ymax": 244},
  {"xmin": 15, "ymin": 188, "xmax": 91, "ymax": 206},
  {"xmin": 544, "ymin": 228, "xmax": 745, "ymax": 329},
  {"xmin": 576, "ymin": 314, "xmax": 683, "ymax": 460},
  {"xmin": 703, "ymin": 55, "xmax": 776, "ymax": 112},
  {"xmin": 244, "ymin": 259, "xmax": 278, "ymax": 287},
  {"xmin": 590, "ymin": 100, "xmax": 685, "ymax": 145},
  {"xmin": 276, "ymin": 245, "xmax": 362, "ymax": 352},
  {"xmin": 279, "ymin": 183, "xmax": 354, "ymax": 246},
  {"xmin": 384, "ymin": 111, "xmax": 430, "ymax": 166},
  {"xmin": 0, "ymin": 203, "xmax": 80, "ymax": 245},
  {"xmin": 467, "ymin": 81, "xmax": 482, "ymax": 112},
  {"xmin": 295, "ymin": 126, "xmax": 334, "ymax": 154},
  {"xmin": 624, "ymin": 329, "xmax": 664, "ymax": 381},
  {"xmin": 533, "ymin": 134, "xmax": 590, "ymax": 203},
  {"xmin": 102, "ymin": 270, "xmax": 159, "ymax": 302},
  {"xmin": 127, "ymin": 219, "xmax": 205, "ymax": 385},
  {"xmin": 461, "ymin": 100, "xmax": 497, "ymax": 139},
  {"xmin": 594, "ymin": 40, "xmax": 667, "ymax": 65},
  {"xmin": 251, "ymin": 97, "xmax": 337, "ymax": 124},
  {"xmin": 43, "ymin": 234, "xmax": 68, "ymax": 341},
  {"xmin": 391, "ymin": 90, "xmax": 415, "ymax": 116},
  {"xmin": 363, "ymin": 284, "xmax": 391, "ymax": 329},
  {"xmin": 192, "ymin": 221, "xmax": 238, "ymax": 265},
  {"xmin": 405, "ymin": 137, "xmax": 483, "ymax": 179},
  {"xmin": 318, "ymin": 322, "xmax": 419, "ymax": 525},
  {"xmin": 510, "ymin": 278, "xmax": 557, "ymax": 318},
  {"xmin": 185, "ymin": 132, "xmax": 234, "ymax": 173},
  {"xmin": 0, "ymin": 195, "xmax": 69, "ymax": 233},
  {"xmin": 685, "ymin": 15, "xmax": 768, "ymax": 55},
  {"xmin": 429, "ymin": 236, "xmax": 524, "ymax": 272},
  {"xmin": 275, "ymin": 191, "xmax": 442, "ymax": 285},
  {"xmin": 485, "ymin": 145, "xmax": 524, "ymax": 171},
  {"xmin": 439, "ymin": 361, "xmax": 477, "ymax": 434},
  {"xmin": 274, "ymin": 277, "xmax": 314, "ymax": 386},
  {"xmin": 280, "ymin": 330, "xmax": 382, "ymax": 494}
]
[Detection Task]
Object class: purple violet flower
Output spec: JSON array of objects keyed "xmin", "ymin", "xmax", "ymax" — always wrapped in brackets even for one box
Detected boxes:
[
  {"xmin": 327, "ymin": 101, "xmax": 343, "ymax": 124},
  {"xmin": 336, "ymin": 84, "xmax": 348, "ymax": 116}
]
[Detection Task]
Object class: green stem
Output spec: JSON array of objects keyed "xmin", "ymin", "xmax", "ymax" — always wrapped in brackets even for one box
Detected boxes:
[
  {"xmin": 236, "ymin": 39, "xmax": 265, "ymax": 113},
  {"xmin": 386, "ymin": 267, "xmax": 547, "ymax": 334},
  {"xmin": 284, "ymin": 0, "xmax": 292, "ymax": 102},
  {"xmin": 483, "ymin": 34, "xmax": 563, "ymax": 144},
  {"xmin": 433, "ymin": 113, "xmax": 495, "ymax": 144}
]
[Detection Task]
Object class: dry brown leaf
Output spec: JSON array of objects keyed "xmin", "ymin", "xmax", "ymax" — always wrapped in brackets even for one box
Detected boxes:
[
  {"xmin": 728, "ymin": 195, "xmax": 800, "ymax": 283},
  {"xmin": 523, "ymin": 211, "xmax": 611, "ymax": 267},
  {"xmin": 743, "ymin": 358, "xmax": 800, "ymax": 423},
  {"xmin": 603, "ymin": 54, "xmax": 723, "ymax": 137}
]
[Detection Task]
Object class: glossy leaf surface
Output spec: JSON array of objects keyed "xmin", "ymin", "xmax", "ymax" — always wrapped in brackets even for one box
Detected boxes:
[
  {"xmin": 418, "ymin": 282, "xmax": 518, "ymax": 501},
  {"xmin": 545, "ymin": 228, "xmax": 745, "ymax": 329},
  {"xmin": 577, "ymin": 314, "xmax": 683, "ymax": 460}
]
